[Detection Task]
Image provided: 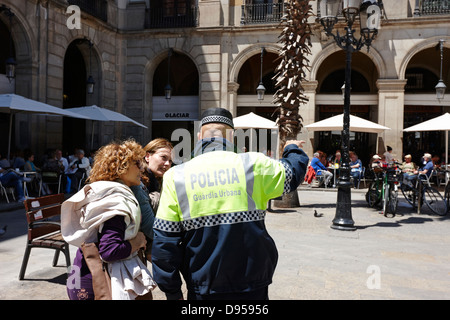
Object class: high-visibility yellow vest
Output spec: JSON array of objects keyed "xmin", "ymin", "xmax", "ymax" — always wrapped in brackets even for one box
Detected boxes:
[
  {"xmin": 155, "ymin": 150, "xmax": 287, "ymax": 231},
  {"xmin": 151, "ymin": 140, "xmax": 307, "ymax": 298}
]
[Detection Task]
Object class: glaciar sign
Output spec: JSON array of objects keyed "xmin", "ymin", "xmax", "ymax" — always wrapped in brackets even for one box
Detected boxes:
[
  {"xmin": 165, "ymin": 112, "xmax": 190, "ymax": 119},
  {"xmin": 152, "ymin": 96, "xmax": 199, "ymax": 121}
]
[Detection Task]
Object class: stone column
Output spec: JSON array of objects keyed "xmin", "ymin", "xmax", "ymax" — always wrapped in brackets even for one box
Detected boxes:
[
  {"xmin": 376, "ymin": 79, "xmax": 408, "ymax": 158},
  {"xmin": 227, "ymin": 81, "xmax": 239, "ymax": 116},
  {"xmin": 300, "ymin": 80, "xmax": 318, "ymax": 157}
]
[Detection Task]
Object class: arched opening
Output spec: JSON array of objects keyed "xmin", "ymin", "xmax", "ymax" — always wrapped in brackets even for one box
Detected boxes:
[
  {"xmin": 63, "ymin": 39, "xmax": 101, "ymax": 153},
  {"xmin": 151, "ymin": 51, "xmax": 199, "ymax": 152},
  {"xmin": 153, "ymin": 51, "xmax": 199, "ymax": 97},
  {"xmin": 234, "ymin": 50, "xmax": 279, "ymax": 154},
  {"xmin": 403, "ymin": 46, "xmax": 450, "ymax": 162},
  {"xmin": 237, "ymin": 51, "xmax": 277, "ymax": 96},
  {"xmin": 0, "ymin": 17, "xmax": 16, "ymax": 154},
  {"xmin": 320, "ymin": 69, "xmax": 370, "ymax": 93},
  {"xmin": 315, "ymin": 51, "xmax": 378, "ymax": 166}
]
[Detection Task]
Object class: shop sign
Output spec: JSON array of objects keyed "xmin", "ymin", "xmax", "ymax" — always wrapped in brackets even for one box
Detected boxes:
[{"xmin": 152, "ymin": 96, "xmax": 199, "ymax": 121}]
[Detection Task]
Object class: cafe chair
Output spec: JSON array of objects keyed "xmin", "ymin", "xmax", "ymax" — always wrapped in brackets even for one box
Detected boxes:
[
  {"xmin": 19, "ymin": 193, "xmax": 71, "ymax": 280},
  {"xmin": 357, "ymin": 167, "xmax": 366, "ymax": 189},
  {"xmin": 0, "ymin": 180, "xmax": 16, "ymax": 203},
  {"xmin": 39, "ymin": 171, "xmax": 62, "ymax": 196}
]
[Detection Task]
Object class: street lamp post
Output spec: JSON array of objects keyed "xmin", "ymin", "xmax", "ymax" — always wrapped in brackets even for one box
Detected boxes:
[
  {"xmin": 318, "ymin": 0, "xmax": 382, "ymax": 231},
  {"xmin": 256, "ymin": 47, "xmax": 266, "ymax": 101},
  {"xmin": 165, "ymin": 48, "xmax": 173, "ymax": 100},
  {"xmin": 435, "ymin": 39, "xmax": 446, "ymax": 101},
  {"xmin": 86, "ymin": 39, "xmax": 95, "ymax": 94}
]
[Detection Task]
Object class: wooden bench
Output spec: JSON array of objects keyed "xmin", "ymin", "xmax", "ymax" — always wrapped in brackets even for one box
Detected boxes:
[{"xmin": 19, "ymin": 193, "xmax": 71, "ymax": 280}]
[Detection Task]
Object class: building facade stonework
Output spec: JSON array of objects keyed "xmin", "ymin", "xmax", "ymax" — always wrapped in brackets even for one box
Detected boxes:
[{"xmin": 0, "ymin": 0, "xmax": 449, "ymax": 165}]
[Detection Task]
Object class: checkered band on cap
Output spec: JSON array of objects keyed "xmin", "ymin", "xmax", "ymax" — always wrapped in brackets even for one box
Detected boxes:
[{"xmin": 201, "ymin": 115, "xmax": 234, "ymax": 129}]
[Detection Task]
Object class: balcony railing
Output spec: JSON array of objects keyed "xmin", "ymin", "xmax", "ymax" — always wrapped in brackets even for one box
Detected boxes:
[
  {"xmin": 145, "ymin": 6, "xmax": 198, "ymax": 28},
  {"xmin": 416, "ymin": 0, "xmax": 450, "ymax": 16},
  {"xmin": 68, "ymin": 0, "xmax": 107, "ymax": 22},
  {"xmin": 241, "ymin": 2, "xmax": 284, "ymax": 25}
]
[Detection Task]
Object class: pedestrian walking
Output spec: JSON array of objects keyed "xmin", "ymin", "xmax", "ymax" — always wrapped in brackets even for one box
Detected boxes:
[{"xmin": 151, "ymin": 107, "xmax": 309, "ymax": 300}]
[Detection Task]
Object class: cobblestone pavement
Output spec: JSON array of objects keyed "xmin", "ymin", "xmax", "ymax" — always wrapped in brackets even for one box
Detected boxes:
[{"xmin": 1, "ymin": 187, "xmax": 449, "ymax": 300}]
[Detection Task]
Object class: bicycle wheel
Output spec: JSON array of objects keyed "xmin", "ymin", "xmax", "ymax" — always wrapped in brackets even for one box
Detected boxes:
[
  {"xmin": 386, "ymin": 188, "xmax": 398, "ymax": 217},
  {"xmin": 400, "ymin": 183, "xmax": 417, "ymax": 208},
  {"xmin": 423, "ymin": 187, "xmax": 447, "ymax": 216},
  {"xmin": 445, "ymin": 184, "xmax": 450, "ymax": 212},
  {"xmin": 366, "ymin": 182, "xmax": 380, "ymax": 208}
]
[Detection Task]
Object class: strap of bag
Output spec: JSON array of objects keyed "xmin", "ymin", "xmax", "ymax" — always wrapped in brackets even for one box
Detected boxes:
[{"xmin": 81, "ymin": 242, "xmax": 112, "ymax": 300}]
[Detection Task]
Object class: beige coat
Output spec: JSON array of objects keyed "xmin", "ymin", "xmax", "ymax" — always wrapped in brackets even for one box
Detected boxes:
[{"xmin": 61, "ymin": 181, "xmax": 155, "ymax": 299}]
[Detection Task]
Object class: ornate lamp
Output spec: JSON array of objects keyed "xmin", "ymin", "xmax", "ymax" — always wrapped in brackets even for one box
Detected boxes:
[
  {"xmin": 256, "ymin": 47, "xmax": 266, "ymax": 101},
  {"xmin": 86, "ymin": 40, "xmax": 95, "ymax": 94},
  {"xmin": 165, "ymin": 48, "xmax": 173, "ymax": 100},
  {"xmin": 436, "ymin": 39, "xmax": 447, "ymax": 101}
]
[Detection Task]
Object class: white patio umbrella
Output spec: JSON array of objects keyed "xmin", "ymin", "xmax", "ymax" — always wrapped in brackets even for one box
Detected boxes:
[
  {"xmin": 233, "ymin": 112, "xmax": 278, "ymax": 154},
  {"xmin": 233, "ymin": 112, "xmax": 278, "ymax": 129},
  {"xmin": 304, "ymin": 113, "xmax": 391, "ymax": 134},
  {"xmin": 403, "ymin": 112, "xmax": 450, "ymax": 172},
  {"xmin": 65, "ymin": 105, "xmax": 148, "ymax": 149},
  {"xmin": 0, "ymin": 93, "xmax": 90, "ymax": 159}
]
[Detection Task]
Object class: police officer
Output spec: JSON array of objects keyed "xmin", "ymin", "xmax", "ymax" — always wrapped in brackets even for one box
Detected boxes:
[{"xmin": 152, "ymin": 107, "xmax": 309, "ymax": 300}]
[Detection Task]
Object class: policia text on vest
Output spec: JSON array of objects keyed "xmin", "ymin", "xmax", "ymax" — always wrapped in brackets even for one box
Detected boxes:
[{"xmin": 191, "ymin": 167, "xmax": 241, "ymax": 201}]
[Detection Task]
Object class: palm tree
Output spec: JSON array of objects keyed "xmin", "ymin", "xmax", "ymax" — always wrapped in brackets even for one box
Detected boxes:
[{"xmin": 273, "ymin": 0, "xmax": 312, "ymax": 207}]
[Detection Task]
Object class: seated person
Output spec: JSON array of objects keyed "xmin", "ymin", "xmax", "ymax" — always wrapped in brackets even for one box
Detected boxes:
[
  {"xmin": 311, "ymin": 152, "xmax": 333, "ymax": 187},
  {"xmin": 67, "ymin": 149, "xmax": 91, "ymax": 193},
  {"xmin": 411, "ymin": 153, "xmax": 434, "ymax": 184},
  {"xmin": 333, "ymin": 151, "xmax": 341, "ymax": 167},
  {"xmin": 349, "ymin": 151, "xmax": 363, "ymax": 188},
  {"xmin": 24, "ymin": 151, "xmax": 49, "ymax": 195},
  {"xmin": 371, "ymin": 154, "xmax": 383, "ymax": 169},
  {"xmin": 0, "ymin": 152, "xmax": 28, "ymax": 202},
  {"xmin": 400, "ymin": 154, "xmax": 417, "ymax": 186}
]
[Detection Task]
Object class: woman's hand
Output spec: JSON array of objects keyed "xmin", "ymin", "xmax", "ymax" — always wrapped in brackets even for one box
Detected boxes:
[{"xmin": 129, "ymin": 231, "xmax": 147, "ymax": 253}]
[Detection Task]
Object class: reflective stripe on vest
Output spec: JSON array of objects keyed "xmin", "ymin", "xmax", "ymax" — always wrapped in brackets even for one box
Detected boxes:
[
  {"xmin": 173, "ymin": 151, "xmax": 254, "ymax": 221},
  {"xmin": 154, "ymin": 150, "xmax": 288, "ymax": 233}
]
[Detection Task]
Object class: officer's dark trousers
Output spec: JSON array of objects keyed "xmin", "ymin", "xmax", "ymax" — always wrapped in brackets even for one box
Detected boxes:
[{"xmin": 187, "ymin": 286, "xmax": 269, "ymax": 300}]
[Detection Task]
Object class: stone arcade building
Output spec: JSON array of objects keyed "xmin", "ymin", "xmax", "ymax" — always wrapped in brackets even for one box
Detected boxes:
[{"xmin": 0, "ymin": 0, "xmax": 449, "ymax": 166}]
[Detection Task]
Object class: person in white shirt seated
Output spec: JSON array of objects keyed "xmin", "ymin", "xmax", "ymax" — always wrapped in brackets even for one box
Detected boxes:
[{"xmin": 67, "ymin": 149, "xmax": 91, "ymax": 193}]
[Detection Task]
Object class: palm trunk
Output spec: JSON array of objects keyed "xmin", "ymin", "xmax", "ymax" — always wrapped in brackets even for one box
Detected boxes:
[{"xmin": 273, "ymin": 0, "xmax": 312, "ymax": 208}]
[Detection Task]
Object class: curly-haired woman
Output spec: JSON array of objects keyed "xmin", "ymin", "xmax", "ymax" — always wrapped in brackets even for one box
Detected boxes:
[{"xmin": 62, "ymin": 139, "xmax": 156, "ymax": 300}]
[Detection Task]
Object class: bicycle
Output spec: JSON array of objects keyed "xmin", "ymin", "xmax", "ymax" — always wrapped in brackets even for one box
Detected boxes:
[
  {"xmin": 400, "ymin": 171, "xmax": 448, "ymax": 216},
  {"xmin": 365, "ymin": 165, "xmax": 400, "ymax": 218},
  {"xmin": 443, "ymin": 172, "xmax": 450, "ymax": 212}
]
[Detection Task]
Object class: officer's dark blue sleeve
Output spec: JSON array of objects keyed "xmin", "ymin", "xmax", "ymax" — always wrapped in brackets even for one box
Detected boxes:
[
  {"xmin": 151, "ymin": 170, "xmax": 185, "ymax": 300},
  {"xmin": 279, "ymin": 144, "xmax": 309, "ymax": 193},
  {"xmin": 152, "ymin": 228, "xmax": 184, "ymax": 300}
]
